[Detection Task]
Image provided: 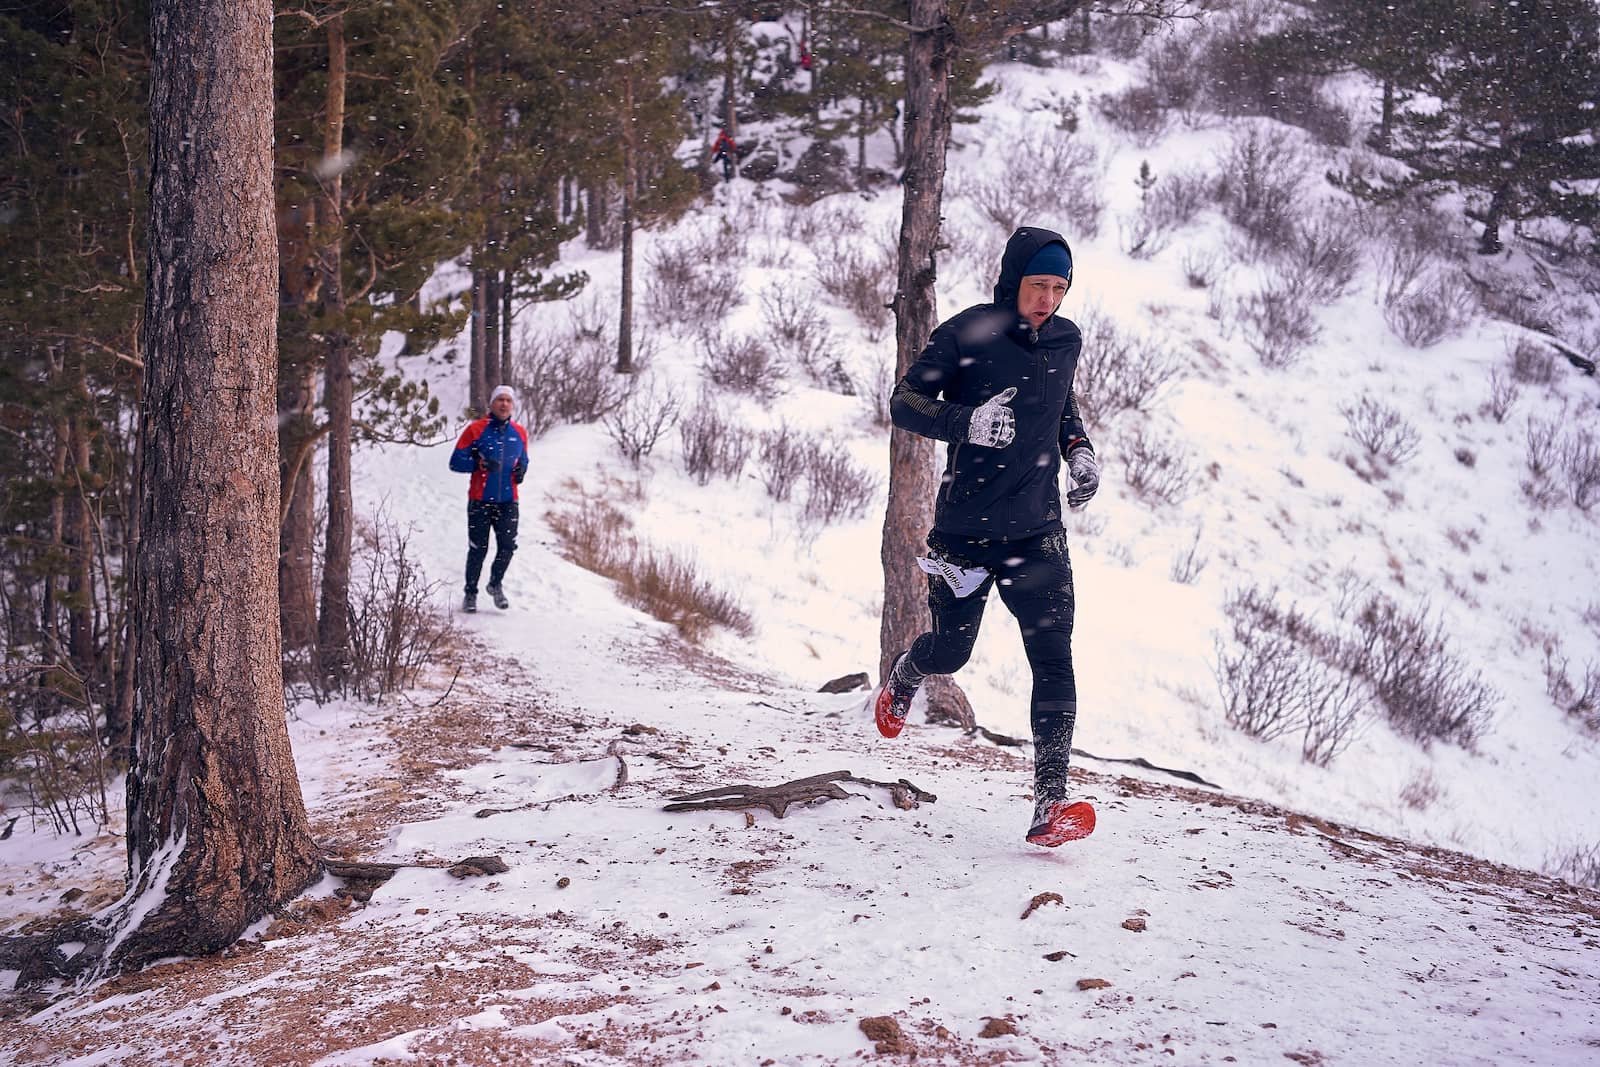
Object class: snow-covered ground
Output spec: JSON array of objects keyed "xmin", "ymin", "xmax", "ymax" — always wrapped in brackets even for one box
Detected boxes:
[{"xmin": 4, "ymin": 18, "xmax": 1600, "ymax": 1066}]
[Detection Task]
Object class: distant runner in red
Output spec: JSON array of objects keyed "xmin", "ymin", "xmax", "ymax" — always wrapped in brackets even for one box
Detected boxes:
[
  {"xmin": 449, "ymin": 385, "xmax": 529, "ymax": 613},
  {"xmin": 711, "ymin": 128, "xmax": 736, "ymax": 182}
]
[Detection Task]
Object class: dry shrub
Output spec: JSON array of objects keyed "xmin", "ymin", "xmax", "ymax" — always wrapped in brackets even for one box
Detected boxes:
[
  {"xmin": 1169, "ymin": 524, "xmax": 1209, "ymax": 584},
  {"xmin": 1196, "ymin": 19, "xmax": 1350, "ymax": 145},
  {"xmin": 1181, "ymin": 248, "xmax": 1220, "ymax": 288},
  {"xmin": 644, "ymin": 236, "xmax": 743, "ymax": 332},
  {"xmin": 342, "ymin": 514, "xmax": 456, "ymax": 703},
  {"xmin": 514, "ymin": 330, "xmax": 631, "ymax": 437},
  {"xmin": 1096, "ymin": 84, "xmax": 1168, "ymax": 146},
  {"xmin": 813, "ymin": 245, "xmax": 894, "ymax": 340},
  {"xmin": 1144, "ymin": 167, "xmax": 1213, "ymax": 235},
  {"xmin": 1384, "ymin": 271, "xmax": 1477, "ymax": 348},
  {"xmin": 546, "ymin": 492, "xmax": 753, "ymax": 642},
  {"xmin": 0, "ymin": 658, "xmax": 111, "ymax": 834},
  {"xmin": 1238, "ymin": 279, "xmax": 1321, "ymax": 368},
  {"xmin": 1562, "ymin": 428, "xmax": 1600, "ymax": 511},
  {"xmin": 1347, "ymin": 594, "xmax": 1497, "ymax": 749},
  {"xmin": 1122, "ymin": 423, "xmax": 1196, "ymax": 505},
  {"xmin": 760, "ymin": 285, "xmax": 850, "ymax": 394},
  {"xmin": 679, "ymin": 394, "xmax": 752, "ymax": 484},
  {"xmin": 1547, "ymin": 843, "xmax": 1600, "ymax": 890},
  {"xmin": 1508, "ymin": 338, "xmax": 1560, "ymax": 386},
  {"xmin": 801, "ymin": 446, "xmax": 878, "ymax": 526},
  {"xmin": 956, "ymin": 131, "xmax": 1104, "ymax": 238},
  {"xmin": 791, "ymin": 199, "xmax": 864, "ymax": 247},
  {"xmin": 1072, "ymin": 308, "xmax": 1182, "ymax": 425},
  {"xmin": 700, "ymin": 332, "xmax": 783, "ymax": 399},
  {"xmin": 1215, "ymin": 125, "xmax": 1304, "ymax": 258},
  {"xmin": 1281, "ymin": 209, "xmax": 1365, "ymax": 305},
  {"xmin": 604, "ymin": 377, "xmax": 681, "ymax": 465},
  {"xmin": 1485, "ymin": 365, "xmax": 1520, "ymax": 423},
  {"xmin": 1212, "ymin": 586, "xmax": 1366, "ymax": 767},
  {"xmin": 1341, "ymin": 394, "xmax": 1422, "ymax": 468},
  {"xmin": 1543, "ymin": 641, "xmax": 1600, "ymax": 734}
]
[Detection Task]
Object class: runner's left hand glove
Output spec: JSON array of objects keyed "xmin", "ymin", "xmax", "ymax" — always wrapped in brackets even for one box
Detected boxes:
[
  {"xmin": 1066, "ymin": 445, "xmax": 1100, "ymax": 510},
  {"xmin": 512, "ymin": 459, "xmax": 526, "ymax": 485}
]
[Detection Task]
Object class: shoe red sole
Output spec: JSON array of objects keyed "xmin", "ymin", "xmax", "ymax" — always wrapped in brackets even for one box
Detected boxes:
[
  {"xmin": 1026, "ymin": 800, "xmax": 1096, "ymax": 847},
  {"xmin": 873, "ymin": 687, "xmax": 906, "ymax": 739}
]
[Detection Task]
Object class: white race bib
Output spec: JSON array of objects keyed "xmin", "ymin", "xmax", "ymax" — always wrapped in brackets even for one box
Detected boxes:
[{"xmin": 916, "ymin": 555, "xmax": 990, "ymax": 598}]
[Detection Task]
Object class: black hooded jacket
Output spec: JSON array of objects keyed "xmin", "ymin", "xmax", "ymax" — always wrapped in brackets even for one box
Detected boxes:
[{"xmin": 889, "ymin": 226, "xmax": 1092, "ymax": 542}]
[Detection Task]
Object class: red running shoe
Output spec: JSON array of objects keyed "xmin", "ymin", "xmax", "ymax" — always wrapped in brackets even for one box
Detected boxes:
[
  {"xmin": 1026, "ymin": 799, "xmax": 1096, "ymax": 847},
  {"xmin": 873, "ymin": 651, "xmax": 917, "ymax": 739}
]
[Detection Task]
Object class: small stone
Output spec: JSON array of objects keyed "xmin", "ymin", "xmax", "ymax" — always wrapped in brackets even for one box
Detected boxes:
[
  {"xmin": 1077, "ymin": 978, "xmax": 1113, "ymax": 991},
  {"xmin": 1122, "ymin": 917, "xmax": 1147, "ymax": 932},
  {"xmin": 557, "ymin": 877, "xmax": 571, "ymax": 889},
  {"xmin": 414, "ymin": 908, "xmax": 430, "ymax": 915},
  {"xmin": 979, "ymin": 1017, "xmax": 1018, "ymax": 1038}
]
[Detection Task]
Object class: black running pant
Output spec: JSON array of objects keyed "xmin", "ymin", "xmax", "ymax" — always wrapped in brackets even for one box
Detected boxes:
[
  {"xmin": 465, "ymin": 500, "xmax": 519, "ymax": 593},
  {"xmin": 906, "ymin": 528, "xmax": 1078, "ymax": 800}
]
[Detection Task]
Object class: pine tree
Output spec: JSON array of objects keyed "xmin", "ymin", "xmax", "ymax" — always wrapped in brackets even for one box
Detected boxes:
[
  {"xmin": 1335, "ymin": 0, "xmax": 1600, "ymax": 254},
  {"xmin": 117, "ymin": 0, "xmax": 321, "ymax": 971}
]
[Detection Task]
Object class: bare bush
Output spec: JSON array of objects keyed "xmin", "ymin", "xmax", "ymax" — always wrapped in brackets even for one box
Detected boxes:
[
  {"xmin": 1546, "ymin": 843, "xmax": 1600, "ymax": 890},
  {"xmin": 644, "ymin": 238, "xmax": 742, "ymax": 331},
  {"xmin": 1341, "ymin": 394, "xmax": 1422, "ymax": 467},
  {"xmin": 678, "ymin": 394, "xmax": 752, "ymax": 485},
  {"xmin": 1281, "ymin": 210, "xmax": 1365, "ymax": 305},
  {"xmin": 1197, "ymin": 22, "xmax": 1350, "ymax": 145},
  {"xmin": 1123, "ymin": 423, "xmax": 1196, "ymax": 505},
  {"xmin": 547, "ymin": 494, "xmax": 753, "ymax": 642},
  {"xmin": 1524, "ymin": 415, "xmax": 1562, "ymax": 482},
  {"xmin": 344, "ymin": 515, "xmax": 456, "ymax": 703},
  {"xmin": 605, "ymin": 377, "xmax": 680, "ymax": 465},
  {"xmin": 0, "ymin": 657, "xmax": 111, "ymax": 834},
  {"xmin": 1349, "ymin": 595, "xmax": 1497, "ymax": 749},
  {"xmin": 760, "ymin": 285, "xmax": 850, "ymax": 394},
  {"xmin": 1543, "ymin": 642, "xmax": 1600, "ymax": 734},
  {"xmin": 514, "ymin": 331, "xmax": 631, "ymax": 436},
  {"xmin": 802, "ymin": 446, "xmax": 879, "ymax": 526},
  {"xmin": 1238, "ymin": 280, "xmax": 1321, "ymax": 368},
  {"xmin": 1096, "ymin": 84, "xmax": 1168, "ymax": 146},
  {"xmin": 1215, "ymin": 126, "xmax": 1304, "ymax": 257},
  {"xmin": 1142, "ymin": 31, "xmax": 1203, "ymax": 114},
  {"xmin": 1145, "ymin": 167, "xmax": 1212, "ymax": 235},
  {"xmin": 1562, "ymin": 429, "xmax": 1600, "ymax": 511},
  {"xmin": 869, "ymin": 356, "xmax": 897, "ymax": 428},
  {"xmin": 1169, "ymin": 524, "xmax": 1208, "ymax": 584},
  {"xmin": 758, "ymin": 424, "xmax": 812, "ymax": 502},
  {"xmin": 701, "ymin": 332, "xmax": 783, "ymax": 399},
  {"xmin": 1073, "ymin": 309, "xmax": 1183, "ymax": 425},
  {"xmin": 1508, "ymin": 338, "xmax": 1559, "ymax": 386},
  {"xmin": 813, "ymin": 245, "xmax": 894, "ymax": 339},
  {"xmin": 1118, "ymin": 211, "xmax": 1171, "ymax": 260},
  {"xmin": 1181, "ymin": 248, "xmax": 1219, "ymax": 288},
  {"xmin": 791, "ymin": 200, "xmax": 864, "ymax": 247},
  {"xmin": 1213, "ymin": 586, "xmax": 1363, "ymax": 765},
  {"xmin": 958, "ymin": 131, "xmax": 1105, "ymax": 238},
  {"xmin": 1384, "ymin": 271, "xmax": 1477, "ymax": 347},
  {"xmin": 1485, "ymin": 366, "xmax": 1520, "ymax": 423}
]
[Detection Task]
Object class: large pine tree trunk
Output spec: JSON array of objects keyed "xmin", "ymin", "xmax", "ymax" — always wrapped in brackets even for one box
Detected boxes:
[
  {"xmin": 316, "ymin": 15, "xmax": 353, "ymax": 688},
  {"xmin": 878, "ymin": 0, "xmax": 954, "ymax": 683},
  {"xmin": 121, "ymin": 0, "xmax": 320, "ymax": 971}
]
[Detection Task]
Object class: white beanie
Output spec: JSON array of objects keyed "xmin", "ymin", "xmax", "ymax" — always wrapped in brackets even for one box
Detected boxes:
[{"xmin": 489, "ymin": 385, "xmax": 516, "ymax": 405}]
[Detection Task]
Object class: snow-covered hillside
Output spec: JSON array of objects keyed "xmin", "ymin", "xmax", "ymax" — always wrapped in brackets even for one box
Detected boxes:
[{"xmin": 4, "ymin": 11, "xmax": 1600, "ymax": 1066}]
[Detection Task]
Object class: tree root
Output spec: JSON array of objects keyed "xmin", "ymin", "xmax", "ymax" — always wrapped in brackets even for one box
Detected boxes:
[{"xmin": 664, "ymin": 770, "xmax": 936, "ymax": 819}]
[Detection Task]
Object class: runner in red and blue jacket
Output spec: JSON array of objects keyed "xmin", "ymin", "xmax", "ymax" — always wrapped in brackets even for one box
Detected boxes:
[{"xmin": 449, "ymin": 385, "xmax": 529, "ymax": 612}]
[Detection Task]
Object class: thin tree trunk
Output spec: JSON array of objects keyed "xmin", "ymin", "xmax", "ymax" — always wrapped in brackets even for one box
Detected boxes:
[
  {"xmin": 1479, "ymin": 180, "xmax": 1511, "ymax": 255},
  {"xmin": 484, "ymin": 265, "xmax": 500, "ymax": 390},
  {"xmin": 617, "ymin": 69, "xmax": 637, "ymax": 374},
  {"xmin": 67, "ymin": 393, "xmax": 95, "ymax": 670},
  {"xmin": 278, "ymin": 424, "xmax": 318, "ymax": 651},
  {"xmin": 470, "ymin": 267, "xmax": 488, "ymax": 409},
  {"xmin": 121, "ymin": 0, "xmax": 320, "ymax": 972},
  {"xmin": 109, "ymin": 394, "xmax": 141, "ymax": 760},
  {"xmin": 316, "ymin": 14, "xmax": 353, "ymax": 689},
  {"xmin": 585, "ymin": 180, "xmax": 607, "ymax": 247},
  {"xmin": 879, "ymin": 0, "xmax": 954, "ymax": 683},
  {"xmin": 500, "ymin": 270, "xmax": 514, "ymax": 387}
]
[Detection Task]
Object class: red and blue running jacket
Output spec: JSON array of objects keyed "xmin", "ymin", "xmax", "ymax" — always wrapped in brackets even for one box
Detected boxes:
[{"xmin": 449, "ymin": 416, "xmax": 529, "ymax": 503}]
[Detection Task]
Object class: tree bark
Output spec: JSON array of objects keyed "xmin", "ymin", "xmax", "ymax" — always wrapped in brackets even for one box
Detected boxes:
[
  {"xmin": 878, "ymin": 0, "xmax": 953, "ymax": 683},
  {"xmin": 500, "ymin": 270, "xmax": 514, "ymax": 387},
  {"xmin": 277, "ymin": 365, "xmax": 319, "ymax": 652},
  {"xmin": 316, "ymin": 14, "xmax": 353, "ymax": 689},
  {"xmin": 470, "ymin": 267, "xmax": 489, "ymax": 412},
  {"xmin": 122, "ymin": 0, "xmax": 320, "ymax": 971},
  {"xmin": 1479, "ymin": 179, "xmax": 1511, "ymax": 255},
  {"xmin": 616, "ymin": 67, "xmax": 637, "ymax": 374}
]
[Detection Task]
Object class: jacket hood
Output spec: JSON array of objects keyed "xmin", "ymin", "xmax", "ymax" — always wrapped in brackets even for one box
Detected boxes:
[{"xmin": 992, "ymin": 226, "xmax": 1073, "ymax": 310}]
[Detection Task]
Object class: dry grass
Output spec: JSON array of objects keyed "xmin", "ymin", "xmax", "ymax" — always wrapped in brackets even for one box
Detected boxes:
[{"xmin": 546, "ymin": 488, "xmax": 753, "ymax": 642}]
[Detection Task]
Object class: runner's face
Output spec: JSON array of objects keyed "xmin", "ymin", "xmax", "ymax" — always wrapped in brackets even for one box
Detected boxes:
[
  {"xmin": 491, "ymin": 395, "xmax": 513, "ymax": 419},
  {"xmin": 1018, "ymin": 274, "xmax": 1069, "ymax": 328}
]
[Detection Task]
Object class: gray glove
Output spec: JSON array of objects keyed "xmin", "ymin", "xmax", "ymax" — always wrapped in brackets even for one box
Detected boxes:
[
  {"xmin": 966, "ymin": 387, "xmax": 1017, "ymax": 448},
  {"xmin": 1066, "ymin": 446, "xmax": 1100, "ymax": 510}
]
